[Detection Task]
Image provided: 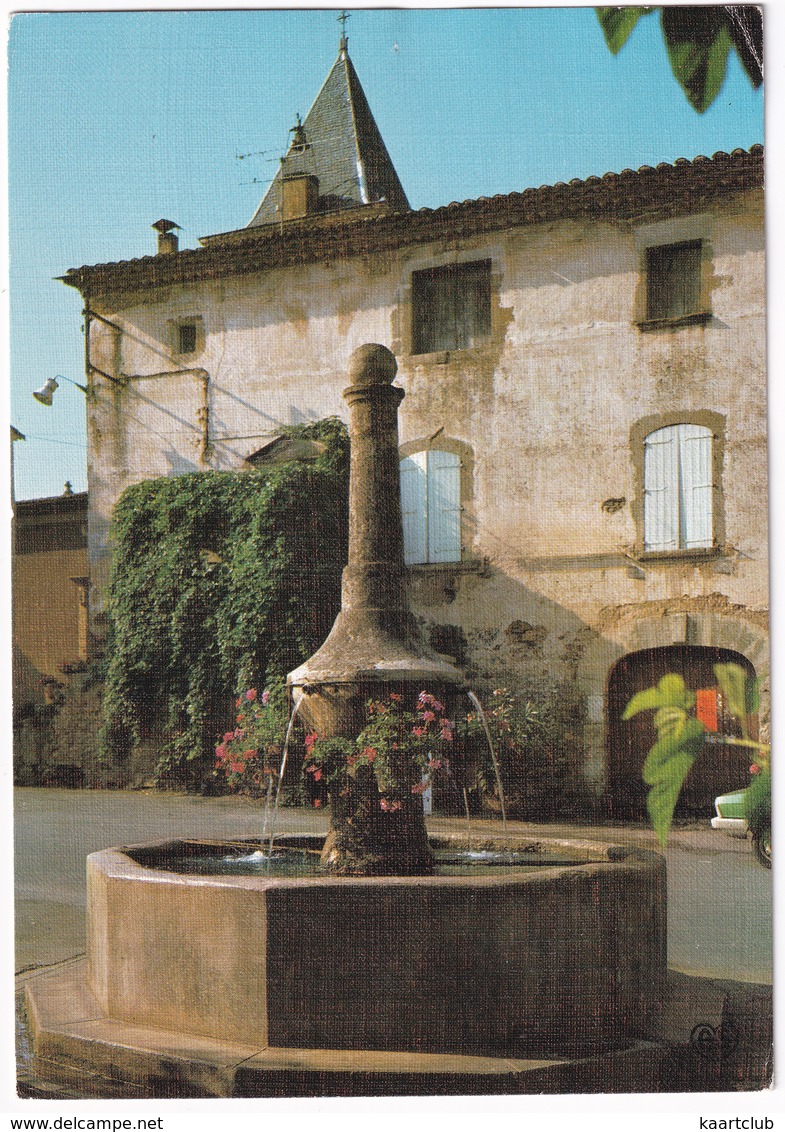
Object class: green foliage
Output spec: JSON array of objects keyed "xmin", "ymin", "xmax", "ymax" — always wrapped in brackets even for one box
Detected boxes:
[
  {"xmin": 596, "ymin": 6, "xmax": 762, "ymax": 112},
  {"xmin": 100, "ymin": 418, "xmax": 349, "ymax": 787},
  {"xmin": 596, "ymin": 6, "xmax": 654, "ymax": 54},
  {"xmin": 624, "ymin": 662, "xmax": 769, "ymax": 846},
  {"xmin": 466, "ymin": 686, "xmax": 574, "ymax": 818}
]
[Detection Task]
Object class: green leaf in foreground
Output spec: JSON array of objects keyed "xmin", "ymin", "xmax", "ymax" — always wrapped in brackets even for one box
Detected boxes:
[
  {"xmin": 713, "ymin": 662, "xmax": 754, "ymax": 737},
  {"xmin": 596, "ymin": 7, "xmax": 654, "ymax": 54},
  {"xmin": 642, "ymin": 716, "xmax": 706, "ymax": 845}
]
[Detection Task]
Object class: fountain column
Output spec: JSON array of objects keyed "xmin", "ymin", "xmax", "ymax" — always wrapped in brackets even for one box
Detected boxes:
[{"xmin": 288, "ymin": 344, "xmax": 465, "ymax": 874}]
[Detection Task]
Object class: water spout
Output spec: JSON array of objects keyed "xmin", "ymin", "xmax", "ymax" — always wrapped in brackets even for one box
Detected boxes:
[
  {"xmin": 262, "ymin": 691, "xmax": 305, "ymax": 865},
  {"xmin": 467, "ymin": 689, "xmax": 507, "ymax": 831}
]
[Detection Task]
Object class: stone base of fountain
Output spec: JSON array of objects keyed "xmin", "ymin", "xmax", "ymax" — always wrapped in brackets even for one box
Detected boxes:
[{"xmin": 20, "ymin": 832, "xmax": 701, "ymax": 1098}]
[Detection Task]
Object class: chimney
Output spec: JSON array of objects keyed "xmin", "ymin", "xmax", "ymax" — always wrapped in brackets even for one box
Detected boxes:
[
  {"xmin": 152, "ymin": 219, "xmax": 180, "ymax": 254},
  {"xmin": 281, "ymin": 175, "xmax": 319, "ymax": 221}
]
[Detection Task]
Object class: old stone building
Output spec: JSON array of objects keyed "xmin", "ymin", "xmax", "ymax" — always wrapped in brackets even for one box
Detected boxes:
[{"xmin": 60, "ymin": 39, "xmax": 767, "ymax": 813}]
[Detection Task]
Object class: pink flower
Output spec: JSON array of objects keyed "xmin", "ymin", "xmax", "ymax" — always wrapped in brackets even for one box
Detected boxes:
[
  {"xmin": 230, "ymin": 761, "xmax": 246, "ymax": 774},
  {"xmin": 304, "ymin": 732, "xmax": 318, "ymax": 753},
  {"xmin": 223, "ymin": 732, "xmax": 234, "ymax": 743},
  {"xmin": 261, "ymin": 690, "xmax": 270, "ymax": 704},
  {"xmin": 411, "ymin": 781, "xmax": 428, "ymax": 795},
  {"xmin": 245, "ymin": 689, "xmax": 257, "ymax": 701},
  {"xmin": 428, "ymin": 758, "xmax": 442, "ymax": 770},
  {"xmin": 412, "ymin": 727, "xmax": 426, "ymax": 738},
  {"xmin": 361, "ymin": 747, "xmax": 377, "ymax": 763},
  {"xmin": 313, "ymin": 769, "xmax": 323, "ymax": 782},
  {"xmin": 750, "ymin": 763, "xmax": 761, "ymax": 776},
  {"xmin": 420, "ymin": 710, "xmax": 435, "ymax": 722},
  {"xmin": 243, "ymin": 749, "xmax": 255, "ymax": 760},
  {"xmin": 380, "ymin": 797, "xmax": 402, "ymax": 812},
  {"xmin": 215, "ymin": 744, "xmax": 227, "ymax": 758}
]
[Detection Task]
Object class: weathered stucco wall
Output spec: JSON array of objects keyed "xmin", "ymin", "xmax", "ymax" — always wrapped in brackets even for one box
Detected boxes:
[{"xmin": 84, "ymin": 185, "xmax": 767, "ymax": 797}]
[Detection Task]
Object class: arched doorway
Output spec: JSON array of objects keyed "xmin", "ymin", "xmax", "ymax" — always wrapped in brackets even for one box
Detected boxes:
[{"xmin": 607, "ymin": 645, "xmax": 757, "ymax": 817}]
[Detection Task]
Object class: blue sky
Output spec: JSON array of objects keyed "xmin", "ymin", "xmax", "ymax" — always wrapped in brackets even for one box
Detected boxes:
[{"xmin": 7, "ymin": 6, "xmax": 764, "ymax": 500}]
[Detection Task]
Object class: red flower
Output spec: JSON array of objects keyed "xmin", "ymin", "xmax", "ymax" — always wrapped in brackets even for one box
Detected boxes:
[
  {"xmin": 412, "ymin": 726, "xmax": 426, "ymax": 738},
  {"xmin": 361, "ymin": 747, "xmax": 377, "ymax": 763},
  {"xmin": 304, "ymin": 732, "xmax": 318, "ymax": 753},
  {"xmin": 313, "ymin": 770, "xmax": 323, "ymax": 782},
  {"xmin": 428, "ymin": 758, "xmax": 442, "ymax": 770},
  {"xmin": 230, "ymin": 761, "xmax": 246, "ymax": 774},
  {"xmin": 389, "ymin": 692, "xmax": 403, "ymax": 702},
  {"xmin": 313, "ymin": 798, "xmax": 322, "ymax": 808},
  {"xmin": 223, "ymin": 732, "xmax": 235, "ymax": 743},
  {"xmin": 411, "ymin": 781, "xmax": 428, "ymax": 795},
  {"xmin": 750, "ymin": 763, "xmax": 761, "ymax": 776},
  {"xmin": 420, "ymin": 710, "xmax": 436, "ymax": 723}
]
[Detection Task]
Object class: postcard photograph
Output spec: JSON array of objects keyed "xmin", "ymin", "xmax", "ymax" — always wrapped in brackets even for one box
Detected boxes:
[{"xmin": 6, "ymin": 3, "xmax": 772, "ymax": 1111}]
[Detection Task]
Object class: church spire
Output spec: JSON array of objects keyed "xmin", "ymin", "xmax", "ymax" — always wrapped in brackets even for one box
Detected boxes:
[{"xmin": 247, "ymin": 32, "xmax": 409, "ymax": 227}]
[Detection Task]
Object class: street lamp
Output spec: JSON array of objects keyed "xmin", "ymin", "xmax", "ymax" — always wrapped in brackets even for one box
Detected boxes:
[{"xmin": 32, "ymin": 375, "xmax": 88, "ymax": 405}]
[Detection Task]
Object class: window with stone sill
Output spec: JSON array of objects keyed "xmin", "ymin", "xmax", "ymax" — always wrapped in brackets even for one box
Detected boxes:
[
  {"xmin": 643, "ymin": 423, "xmax": 714, "ymax": 553},
  {"xmin": 400, "ymin": 449, "xmax": 461, "ymax": 565},
  {"xmin": 643, "ymin": 240, "xmax": 706, "ymax": 324},
  {"xmin": 411, "ymin": 260, "xmax": 491, "ymax": 354}
]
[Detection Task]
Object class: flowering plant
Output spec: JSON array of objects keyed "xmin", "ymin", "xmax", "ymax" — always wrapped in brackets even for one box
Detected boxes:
[
  {"xmin": 303, "ymin": 691, "xmax": 455, "ymax": 811},
  {"xmin": 214, "ymin": 680, "xmax": 289, "ymax": 795},
  {"xmin": 464, "ymin": 687, "xmax": 570, "ymax": 817}
]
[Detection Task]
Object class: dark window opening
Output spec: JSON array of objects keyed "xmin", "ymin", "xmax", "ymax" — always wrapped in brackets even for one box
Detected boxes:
[
  {"xmin": 178, "ymin": 322, "xmax": 198, "ymax": 354},
  {"xmin": 645, "ymin": 240, "xmax": 703, "ymax": 321},
  {"xmin": 412, "ymin": 260, "xmax": 491, "ymax": 353}
]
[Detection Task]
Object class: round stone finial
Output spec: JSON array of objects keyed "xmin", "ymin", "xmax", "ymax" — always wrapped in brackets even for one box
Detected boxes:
[{"xmin": 348, "ymin": 344, "xmax": 398, "ymax": 386}]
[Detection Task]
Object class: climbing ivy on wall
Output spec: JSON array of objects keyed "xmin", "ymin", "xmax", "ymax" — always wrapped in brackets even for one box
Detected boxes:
[{"xmin": 100, "ymin": 418, "xmax": 349, "ymax": 788}]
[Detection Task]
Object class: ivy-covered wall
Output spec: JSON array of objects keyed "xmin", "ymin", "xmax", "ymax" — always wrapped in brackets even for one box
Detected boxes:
[{"xmin": 100, "ymin": 419, "xmax": 349, "ymax": 789}]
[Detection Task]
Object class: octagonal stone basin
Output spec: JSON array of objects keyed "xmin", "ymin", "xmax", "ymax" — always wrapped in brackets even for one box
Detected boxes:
[{"xmin": 87, "ymin": 834, "xmax": 665, "ymax": 1058}]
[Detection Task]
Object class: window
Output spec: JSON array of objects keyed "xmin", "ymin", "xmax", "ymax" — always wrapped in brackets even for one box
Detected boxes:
[
  {"xmin": 411, "ymin": 260, "xmax": 491, "ymax": 353},
  {"xmin": 178, "ymin": 322, "xmax": 198, "ymax": 354},
  {"xmin": 169, "ymin": 317, "xmax": 203, "ymax": 356},
  {"xmin": 643, "ymin": 423, "xmax": 713, "ymax": 552},
  {"xmin": 645, "ymin": 240, "xmax": 703, "ymax": 322},
  {"xmin": 400, "ymin": 449, "xmax": 461, "ymax": 565}
]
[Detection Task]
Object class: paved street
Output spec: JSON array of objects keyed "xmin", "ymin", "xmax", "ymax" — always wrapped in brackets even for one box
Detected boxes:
[{"xmin": 13, "ymin": 787, "xmax": 772, "ymax": 982}]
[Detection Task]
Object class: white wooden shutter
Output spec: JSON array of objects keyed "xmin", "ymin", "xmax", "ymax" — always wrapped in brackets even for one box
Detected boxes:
[
  {"xmin": 400, "ymin": 453, "xmax": 428, "ymax": 564},
  {"xmin": 679, "ymin": 424, "xmax": 713, "ymax": 548},
  {"xmin": 644, "ymin": 427, "xmax": 679, "ymax": 551},
  {"xmin": 427, "ymin": 449, "xmax": 461, "ymax": 563}
]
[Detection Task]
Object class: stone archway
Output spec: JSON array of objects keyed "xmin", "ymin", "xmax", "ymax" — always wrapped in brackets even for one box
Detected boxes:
[
  {"xmin": 574, "ymin": 600, "xmax": 769, "ymax": 810},
  {"xmin": 607, "ymin": 644, "xmax": 756, "ymax": 817}
]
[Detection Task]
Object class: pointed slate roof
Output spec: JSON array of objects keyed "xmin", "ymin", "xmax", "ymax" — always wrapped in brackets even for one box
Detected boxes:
[{"xmin": 247, "ymin": 42, "xmax": 409, "ymax": 227}]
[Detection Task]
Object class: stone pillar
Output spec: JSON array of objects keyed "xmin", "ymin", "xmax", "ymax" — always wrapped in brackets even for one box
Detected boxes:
[{"xmin": 341, "ymin": 343, "xmax": 407, "ymax": 623}]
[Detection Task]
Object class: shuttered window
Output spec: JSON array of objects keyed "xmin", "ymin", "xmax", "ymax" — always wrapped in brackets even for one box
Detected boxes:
[
  {"xmin": 400, "ymin": 449, "xmax": 461, "ymax": 564},
  {"xmin": 643, "ymin": 424, "xmax": 713, "ymax": 552},
  {"xmin": 645, "ymin": 241, "xmax": 703, "ymax": 321},
  {"xmin": 412, "ymin": 261, "xmax": 491, "ymax": 353}
]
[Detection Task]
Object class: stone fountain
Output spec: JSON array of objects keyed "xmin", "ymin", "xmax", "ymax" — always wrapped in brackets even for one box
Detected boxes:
[{"xmin": 24, "ymin": 345, "xmax": 670, "ymax": 1099}]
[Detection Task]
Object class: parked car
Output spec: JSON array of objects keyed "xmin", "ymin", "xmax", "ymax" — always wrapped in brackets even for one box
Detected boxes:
[{"xmin": 712, "ymin": 782, "xmax": 772, "ymax": 869}]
